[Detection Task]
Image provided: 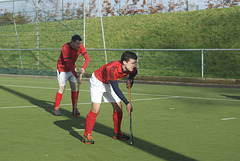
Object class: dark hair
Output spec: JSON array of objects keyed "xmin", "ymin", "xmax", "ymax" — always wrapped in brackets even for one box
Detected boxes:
[
  {"xmin": 121, "ymin": 51, "xmax": 137, "ymax": 62},
  {"xmin": 71, "ymin": 35, "xmax": 82, "ymax": 42}
]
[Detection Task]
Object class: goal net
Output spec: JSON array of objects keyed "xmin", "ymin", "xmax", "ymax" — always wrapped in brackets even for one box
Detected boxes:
[{"xmin": 0, "ymin": 0, "xmax": 85, "ymax": 76}]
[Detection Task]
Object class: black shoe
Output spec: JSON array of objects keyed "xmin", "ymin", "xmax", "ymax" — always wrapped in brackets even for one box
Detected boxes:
[
  {"xmin": 54, "ymin": 108, "xmax": 62, "ymax": 116},
  {"xmin": 72, "ymin": 109, "xmax": 80, "ymax": 116}
]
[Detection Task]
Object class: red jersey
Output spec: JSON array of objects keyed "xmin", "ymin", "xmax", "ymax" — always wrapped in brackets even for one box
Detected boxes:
[
  {"xmin": 57, "ymin": 42, "xmax": 90, "ymax": 78},
  {"xmin": 94, "ymin": 61, "xmax": 136, "ymax": 84}
]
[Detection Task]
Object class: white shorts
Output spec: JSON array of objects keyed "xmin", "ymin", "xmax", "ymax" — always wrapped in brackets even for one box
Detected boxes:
[
  {"xmin": 90, "ymin": 73, "xmax": 121, "ymax": 103},
  {"xmin": 57, "ymin": 69, "xmax": 76, "ymax": 86}
]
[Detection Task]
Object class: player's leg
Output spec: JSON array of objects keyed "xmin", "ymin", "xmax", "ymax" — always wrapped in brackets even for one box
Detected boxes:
[
  {"xmin": 82, "ymin": 73, "xmax": 103, "ymax": 144},
  {"xmin": 112, "ymin": 102, "xmax": 130, "ymax": 140},
  {"xmin": 103, "ymin": 86, "xmax": 123, "ymax": 135},
  {"xmin": 82, "ymin": 102, "xmax": 100, "ymax": 144},
  {"xmin": 69, "ymin": 79, "xmax": 80, "ymax": 115},
  {"xmin": 105, "ymin": 85, "xmax": 129, "ymax": 140},
  {"xmin": 54, "ymin": 70, "xmax": 67, "ymax": 116},
  {"xmin": 54, "ymin": 86, "xmax": 65, "ymax": 116},
  {"xmin": 112, "ymin": 102, "xmax": 123, "ymax": 133}
]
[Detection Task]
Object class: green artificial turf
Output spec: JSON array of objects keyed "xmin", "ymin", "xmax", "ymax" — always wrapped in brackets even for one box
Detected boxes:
[{"xmin": 0, "ymin": 76, "xmax": 240, "ymax": 161}]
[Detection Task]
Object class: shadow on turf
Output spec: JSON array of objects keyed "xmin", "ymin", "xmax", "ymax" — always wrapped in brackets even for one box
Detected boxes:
[
  {"xmin": 54, "ymin": 116, "xmax": 198, "ymax": 161},
  {"xmin": 0, "ymin": 85, "xmax": 71, "ymax": 116},
  {"xmin": 221, "ymin": 94, "xmax": 240, "ymax": 100},
  {"xmin": 1, "ymin": 86, "xmax": 198, "ymax": 161},
  {"xmin": 54, "ymin": 117, "xmax": 85, "ymax": 142},
  {"xmin": 0, "ymin": 85, "xmax": 85, "ymax": 140}
]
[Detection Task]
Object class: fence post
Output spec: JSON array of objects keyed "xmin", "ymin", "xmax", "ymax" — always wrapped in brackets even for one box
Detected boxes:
[
  {"xmin": 98, "ymin": 0, "xmax": 107, "ymax": 64},
  {"xmin": 136, "ymin": 50, "xmax": 139, "ymax": 74},
  {"xmin": 12, "ymin": 1, "xmax": 23, "ymax": 69},
  {"xmin": 83, "ymin": 0, "xmax": 86, "ymax": 46},
  {"xmin": 62, "ymin": 0, "xmax": 64, "ymax": 20},
  {"xmin": 36, "ymin": 0, "xmax": 39, "ymax": 70},
  {"xmin": 201, "ymin": 49, "xmax": 204, "ymax": 78}
]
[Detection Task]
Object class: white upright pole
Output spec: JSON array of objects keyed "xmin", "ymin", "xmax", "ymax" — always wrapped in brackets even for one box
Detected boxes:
[
  {"xmin": 98, "ymin": 0, "xmax": 107, "ymax": 64},
  {"xmin": 201, "ymin": 49, "xmax": 204, "ymax": 78},
  {"xmin": 82, "ymin": 0, "xmax": 86, "ymax": 71},
  {"xmin": 83, "ymin": 0, "xmax": 85, "ymax": 46},
  {"xmin": 36, "ymin": 0, "xmax": 39, "ymax": 70},
  {"xmin": 12, "ymin": 0, "xmax": 23, "ymax": 69}
]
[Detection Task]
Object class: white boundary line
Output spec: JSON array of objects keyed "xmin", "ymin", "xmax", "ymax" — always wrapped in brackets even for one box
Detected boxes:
[
  {"xmin": 0, "ymin": 84, "xmax": 89, "ymax": 92},
  {"xmin": 221, "ymin": 118, "xmax": 236, "ymax": 121},
  {"xmin": 0, "ymin": 97, "xmax": 172, "ymax": 109},
  {"xmin": 68, "ymin": 129, "xmax": 85, "ymax": 132},
  {"xmin": 2, "ymin": 84, "xmax": 240, "ymax": 101},
  {"xmin": 1, "ymin": 95, "xmax": 239, "ymax": 109},
  {"xmin": 0, "ymin": 102, "xmax": 92, "ymax": 109},
  {"xmin": 1, "ymin": 84, "xmax": 240, "ymax": 109}
]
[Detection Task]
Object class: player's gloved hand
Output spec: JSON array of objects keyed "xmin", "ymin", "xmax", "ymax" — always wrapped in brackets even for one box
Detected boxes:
[
  {"xmin": 80, "ymin": 68, "xmax": 85, "ymax": 74},
  {"xmin": 126, "ymin": 79, "xmax": 132, "ymax": 89},
  {"xmin": 126, "ymin": 103, "xmax": 133, "ymax": 114}
]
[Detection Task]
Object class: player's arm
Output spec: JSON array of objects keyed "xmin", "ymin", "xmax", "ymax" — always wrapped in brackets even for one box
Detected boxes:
[
  {"xmin": 127, "ymin": 69, "xmax": 138, "ymax": 88},
  {"xmin": 110, "ymin": 80, "xmax": 133, "ymax": 112},
  {"xmin": 80, "ymin": 52, "xmax": 90, "ymax": 74},
  {"xmin": 110, "ymin": 80, "xmax": 129, "ymax": 105},
  {"xmin": 78, "ymin": 44, "xmax": 90, "ymax": 74}
]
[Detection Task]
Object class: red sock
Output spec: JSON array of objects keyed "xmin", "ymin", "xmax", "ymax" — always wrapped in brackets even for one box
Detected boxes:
[
  {"xmin": 71, "ymin": 91, "xmax": 78, "ymax": 110},
  {"xmin": 113, "ymin": 110, "xmax": 123, "ymax": 134},
  {"xmin": 84, "ymin": 110, "xmax": 98, "ymax": 136},
  {"xmin": 54, "ymin": 92, "xmax": 62, "ymax": 110}
]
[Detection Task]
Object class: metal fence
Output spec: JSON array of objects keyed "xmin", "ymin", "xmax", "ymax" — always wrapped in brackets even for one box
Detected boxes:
[{"xmin": 1, "ymin": 48, "xmax": 240, "ymax": 79}]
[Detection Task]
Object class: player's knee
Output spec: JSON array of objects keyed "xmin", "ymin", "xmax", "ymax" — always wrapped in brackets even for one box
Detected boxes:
[
  {"xmin": 58, "ymin": 86, "xmax": 65, "ymax": 94},
  {"xmin": 112, "ymin": 102, "xmax": 122, "ymax": 112},
  {"xmin": 91, "ymin": 103, "xmax": 101, "ymax": 113},
  {"xmin": 69, "ymin": 82, "xmax": 76, "ymax": 91}
]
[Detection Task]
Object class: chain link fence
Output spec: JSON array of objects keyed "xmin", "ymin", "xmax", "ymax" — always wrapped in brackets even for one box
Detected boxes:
[
  {"xmin": 1, "ymin": 48, "xmax": 240, "ymax": 79},
  {"xmin": 0, "ymin": 0, "xmax": 85, "ymax": 71}
]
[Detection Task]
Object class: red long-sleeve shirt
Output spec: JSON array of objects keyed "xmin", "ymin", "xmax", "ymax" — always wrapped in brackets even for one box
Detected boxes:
[
  {"xmin": 94, "ymin": 61, "xmax": 136, "ymax": 84},
  {"xmin": 94, "ymin": 61, "xmax": 137, "ymax": 105},
  {"xmin": 57, "ymin": 42, "xmax": 90, "ymax": 78}
]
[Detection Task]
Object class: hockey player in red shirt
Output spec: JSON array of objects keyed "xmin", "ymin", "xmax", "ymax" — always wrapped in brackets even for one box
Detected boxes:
[
  {"xmin": 54, "ymin": 35, "xmax": 90, "ymax": 116},
  {"xmin": 82, "ymin": 51, "xmax": 137, "ymax": 144}
]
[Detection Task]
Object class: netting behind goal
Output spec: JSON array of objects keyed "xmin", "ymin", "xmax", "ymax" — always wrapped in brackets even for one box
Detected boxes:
[{"xmin": 0, "ymin": 0, "xmax": 84, "ymax": 76}]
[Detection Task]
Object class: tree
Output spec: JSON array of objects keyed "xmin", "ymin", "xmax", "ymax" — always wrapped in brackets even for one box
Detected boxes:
[
  {"xmin": 0, "ymin": 10, "xmax": 31, "ymax": 25},
  {"xmin": 206, "ymin": 0, "xmax": 240, "ymax": 9}
]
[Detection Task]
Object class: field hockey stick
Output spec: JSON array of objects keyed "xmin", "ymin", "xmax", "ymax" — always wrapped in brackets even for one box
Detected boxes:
[
  {"xmin": 74, "ymin": 74, "xmax": 82, "ymax": 117},
  {"xmin": 128, "ymin": 87, "xmax": 134, "ymax": 146}
]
